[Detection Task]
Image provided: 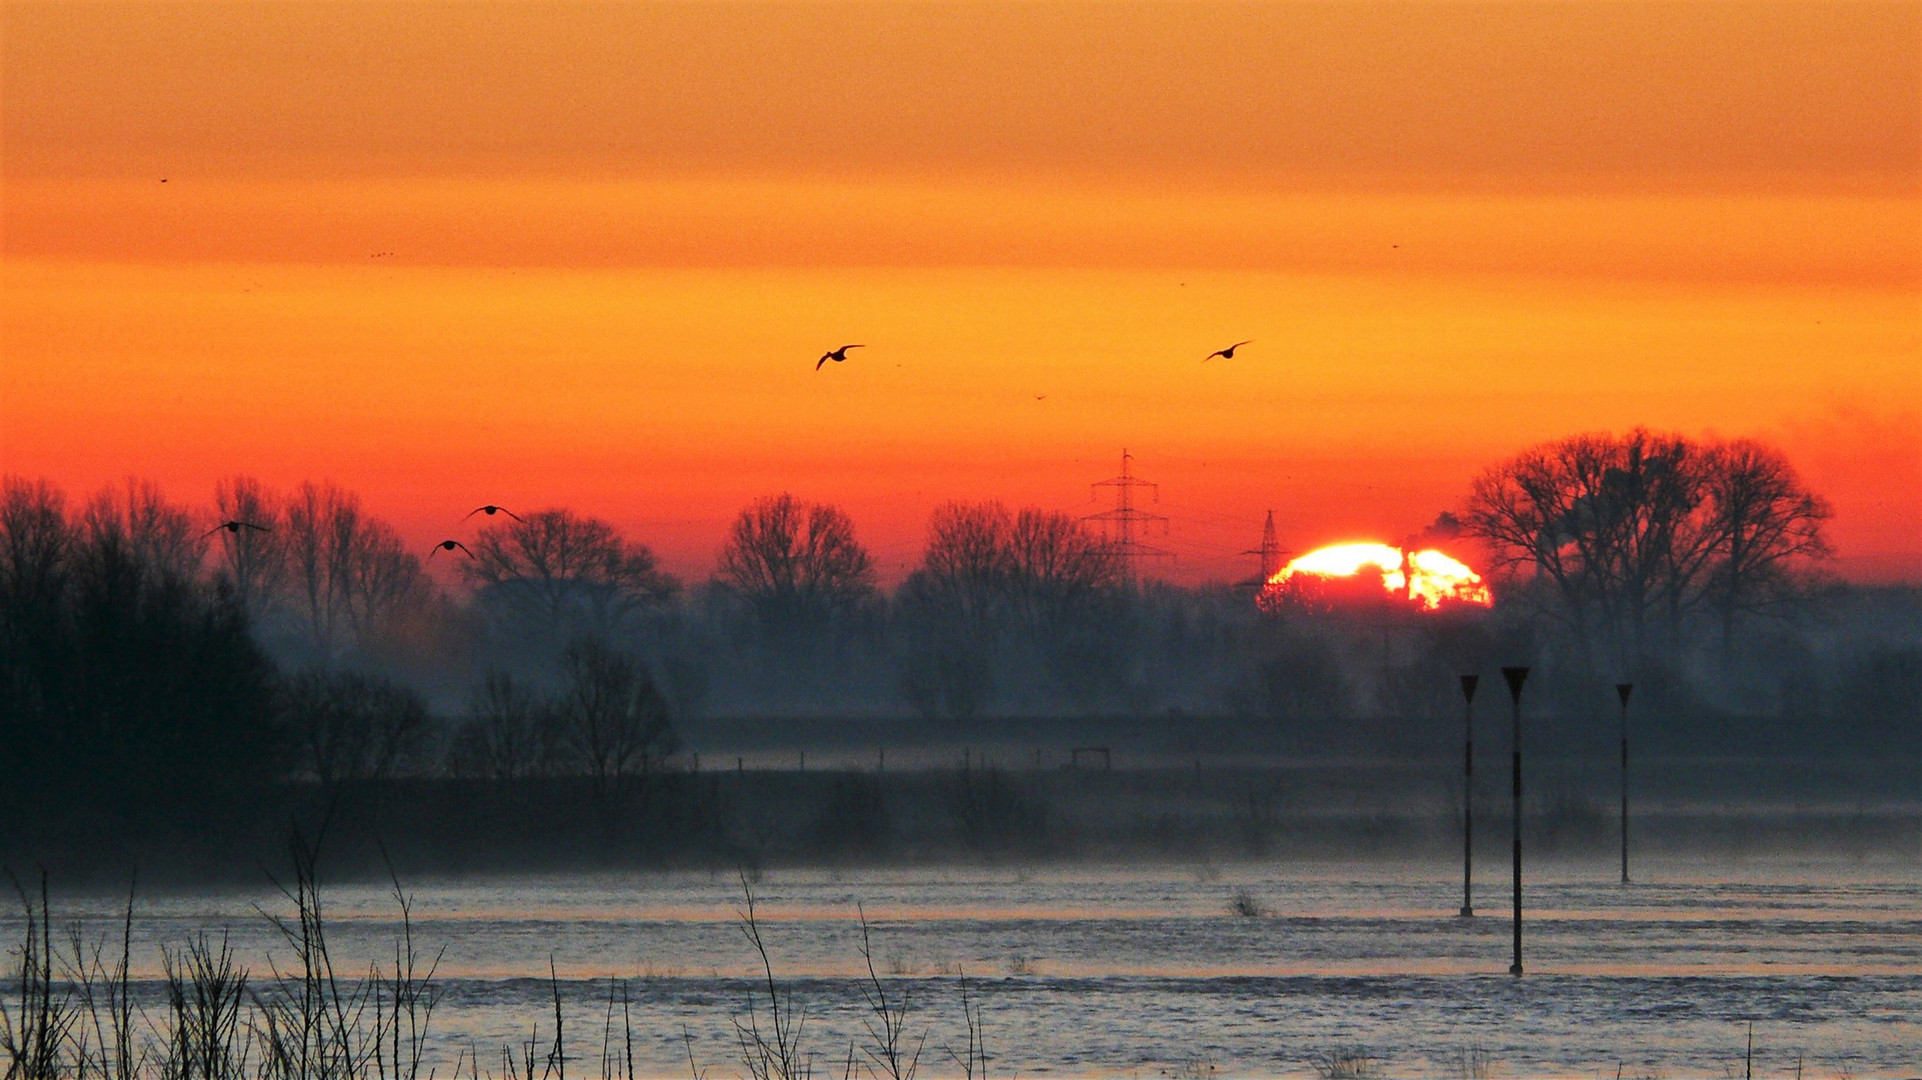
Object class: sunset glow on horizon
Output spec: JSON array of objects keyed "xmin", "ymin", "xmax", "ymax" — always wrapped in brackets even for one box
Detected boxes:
[
  {"xmin": 1260, "ymin": 542, "xmax": 1493, "ymax": 612},
  {"xmin": 5, "ymin": 1, "xmax": 1917, "ymax": 586}
]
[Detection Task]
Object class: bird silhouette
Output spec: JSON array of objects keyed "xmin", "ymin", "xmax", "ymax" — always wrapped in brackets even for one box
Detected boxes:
[
  {"xmin": 1204, "ymin": 340, "xmax": 1252, "ymax": 361},
  {"xmin": 202, "ymin": 520, "xmax": 270, "ymax": 539},
  {"xmin": 429, "ymin": 539, "xmax": 475, "ymax": 559},
  {"xmin": 462, "ymin": 505, "xmax": 523, "ymax": 522},
  {"xmin": 816, "ymin": 344, "xmax": 863, "ymax": 371}
]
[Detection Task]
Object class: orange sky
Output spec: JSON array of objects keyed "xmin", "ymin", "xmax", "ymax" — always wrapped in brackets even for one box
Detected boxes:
[{"xmin": 4, "ymin": 1, "xmax": 1918, "ymax": 585}]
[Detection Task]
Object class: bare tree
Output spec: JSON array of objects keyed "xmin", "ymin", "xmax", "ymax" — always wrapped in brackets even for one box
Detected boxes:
[
  {"xmin": 917, "ymin": 502, "xmax": 1015, "ymax": 627},
  {"xmin": 1699, "ymin": 439, "xmax": 1831, "ymax": 649},
  {"xmin": 0, "ymin": 479, "xmax": 74, "ymax": 732},
  {"xmin": 1583, "ymin": 430, "xmax": 1710, "ymax": 656},
  {"xmin": 281, "ymin": 482, "xmax": 432, "ymax": 662},
  {"xmin": 1468, "ymin": 430, "xmax": 1693, "ymax": 662},
  {"xmin": 1005, "ymin": 508, "xmax": 1122, "ymax": 633},
  {"xmin": 280, "ymin": 668, "xmax": 431, "ymax": 787},
  {"xmin": 2, "ymin": 477, "xmax": 285, "ymax": 816},
  {"xmin": 211, "ymin": 476, "xmax": 285, "ymax": 625},
  {"xmin": 896, "ymin": 503, "xmax": 1131, "ymax": 716},
  {"xmin": 716, "ymin": 494, "xmax": 875, "ymax": 641},
  {"xmin": 554, "ymin": 638, "xmax": 677, "ymax": 796},
  {"xmin": 1468, "ymin": 431, "xmax": 1611, "ymax": 631},
  {"xmin": 445, "ymin": 670, "xmax": 555, "ymax": 780},
  {"xmin": 1466, "ymin": 428, "xmax": 1829, "ymax": 665},
  {"xmin": 0, "ymin": 478, "xmax": 73, "ymax": 651},
  {"xmin": 896, "ymin": 503, "xmax": 1015, "ymax": 720},
  {"xmin": 464, "ymin": 509, "xmax": 677, "ymax": 646},
  {"xmin": 283, "ymin": 482, "xmax": 354, "ymax": 657},
  {"xmin": 338, "ymin": 523, "xmax": 431, "ymax": 650},
  {"xmin": 84, "ymin": 479, "xmax": 204, "ymax": 584},
  {"xmin": 1006, "ymin": 509, "xmax": 1126, "ymax": 704}
]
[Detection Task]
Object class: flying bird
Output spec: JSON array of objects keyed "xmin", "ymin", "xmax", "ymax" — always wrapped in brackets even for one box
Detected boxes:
[
  {"xmin": 202, "ymin": 520, "xmax": 270, "ymax": 539},
  {"xmin": 463, "ymin": 505, "xmax": 523, "ymax": 522},
  {"xmin": 1204, "ymin": 340, "xmax": 1252, "ymax": 361},
  {"xmin": 429, "ymin": 540, "xmax": 474, "ymax": 559},
  {"xmin": 816, "ymin": 344, "xmax": 863, "ymax": 371}
]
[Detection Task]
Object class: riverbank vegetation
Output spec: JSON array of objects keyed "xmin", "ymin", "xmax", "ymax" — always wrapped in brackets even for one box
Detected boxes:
[
  {"xmin": 1, "ymin": 429, "xmax": 1914, "ymax": 875},
  {"xmin": 0, "ymin": 848, "xmax": 1000, "ymax": 1080}
]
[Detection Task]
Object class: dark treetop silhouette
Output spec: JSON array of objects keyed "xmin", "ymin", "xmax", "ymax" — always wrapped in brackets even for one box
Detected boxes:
[
  {"xmin": 1464, "ymin": 428, "xmax": 1830, "ymax": 666},
  {"xmin": 716, "ymin": 493, "xmax": 876, "ymax": 644}
]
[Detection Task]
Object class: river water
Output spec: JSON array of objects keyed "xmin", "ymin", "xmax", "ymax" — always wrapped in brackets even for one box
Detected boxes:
[{"xmin": 18, "ymin": 856, "xmax": 1920, "ymax": 1079}]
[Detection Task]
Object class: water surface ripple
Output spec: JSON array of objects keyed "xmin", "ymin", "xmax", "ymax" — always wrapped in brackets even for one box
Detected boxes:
[{"xmin": 17, "ymin": 858, "xmax": 1918, "ymax": 1078}]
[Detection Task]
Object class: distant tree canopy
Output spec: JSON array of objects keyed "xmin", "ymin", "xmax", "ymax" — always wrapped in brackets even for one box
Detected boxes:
[
  {"xmin": 1465, "ymin": 429, "xmax": 1830, "ymax": 665},
  {"xmin": 0, "ymin": 424, "xmax": 1892, "ymax": 848},
  {"xmin": 464, "ymin": 508, "xmax": 678, "ymax": 647},
  {"xmin": 282, "ymin": 481, "xmax": 434, "ymax": 663},
  {"xmin": 715, "ymin": 494, "xmax": 875, "ymax": 642},
  {"xmin": 281, "ymin": 668, "xmax": 432, "ymax": 787},
  {"xmin": 898, "ymin": 502, "xmax": 1126, "ymax": 718},
  {"xmin": 553, "ymin": 637, "xmax": 678, "ymax": 796},
  {"xmin": 446, "ymin": 669, "xmax": 556, "ymax": 781},
  {"xmin": 442, "ymin": 641, "xmax": 679, "ymax": 799},
  {"xmin": 212, "ymin": 474, "xmax": 286, "ymax": 624},
  {"xmin": 194, "ymin": 477, "xmax": 436, "ymax": 666}
]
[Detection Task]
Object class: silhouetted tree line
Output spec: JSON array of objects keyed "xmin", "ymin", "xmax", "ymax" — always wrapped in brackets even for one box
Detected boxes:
[
  {"xmin": 1466, "ymin": 429, "xmax": 1831, "ymax": 667},
  {"xmin": 0, "ymin": 480, "xmax": 280, "ymax": 849},
  {"xmin": 1, "ymin": 428, "xmax": 1915, "ymax": 862},
  {"xmin": 895, "ymin": 501, "xmax": 1129, "ymax": 718}
]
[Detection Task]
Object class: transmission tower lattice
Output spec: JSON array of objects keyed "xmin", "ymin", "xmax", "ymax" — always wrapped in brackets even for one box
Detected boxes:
[
  {"xmin": 1085, "ymin": 449, "xmax": 1173, "ymax": 581},
  {"xmin": 1243, "ymin": 509, "xmax": 1291, "ymax": 584}
]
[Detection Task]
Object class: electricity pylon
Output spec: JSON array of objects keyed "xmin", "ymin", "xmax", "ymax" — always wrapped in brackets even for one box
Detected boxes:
[
  {"xmin": 1243, "ymin": 509, "xmax": 1290, "ymax": 584},
  {"xmin": 1085, "ymin": 449, "xmax": 1172, "ymax": 581}
]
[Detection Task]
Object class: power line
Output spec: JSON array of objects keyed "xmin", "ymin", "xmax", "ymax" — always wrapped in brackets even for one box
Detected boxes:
[{"xmin": 1155, "ymin": 504, "xmax": 1272, "ymax": 530}]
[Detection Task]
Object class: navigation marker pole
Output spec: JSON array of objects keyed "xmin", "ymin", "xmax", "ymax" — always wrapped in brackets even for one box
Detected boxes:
[
  {"xmin": 1458, "ymin": 674, "xmax": 1480, "ymax": 917},
  {"xmin": 1617, "ymin": 682, "xmax": 1634, "ymax": 885},
  {"xmin": 1501, "ymin": 665, "xmax": 1530, "ymax": 976}
]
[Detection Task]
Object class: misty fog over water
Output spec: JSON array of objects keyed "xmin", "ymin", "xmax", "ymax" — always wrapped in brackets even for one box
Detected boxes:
[
  {"xmin": 3, "ymin": 443, "xmax": 1917, "ymax": 1076},
  {"xmin": 5, "ymin": 0, "xmax": 1918, "ymax": 1073},
  {"xmin": 13, "ymin": 861, "xmax": 1918, "ymax": 1079}
]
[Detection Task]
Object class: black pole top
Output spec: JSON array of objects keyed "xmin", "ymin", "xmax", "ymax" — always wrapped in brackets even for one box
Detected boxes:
[
  {"xmin": 1501, "ymin": 666, "xmax": 1530, "ymax": 701},
  {"xmin": 1460, "ymin": 674, "xmax": 1480, "ymax": 702},
  {"xmin": 1616, "ymin": 682, "xmax": 1634, "ymax": 707}
]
